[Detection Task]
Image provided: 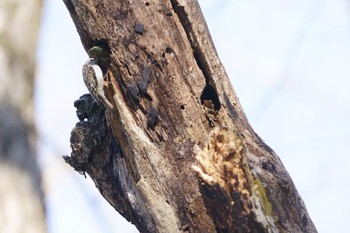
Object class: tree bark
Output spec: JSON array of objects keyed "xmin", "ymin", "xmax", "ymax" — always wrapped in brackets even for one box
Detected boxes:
[
  {"xmin": 63, "ymin": 1, "xmax": 317, "ymax": 233},
  {"xmin": 0, "ymin": 0, "xmax": 46, "ymax": 232}
]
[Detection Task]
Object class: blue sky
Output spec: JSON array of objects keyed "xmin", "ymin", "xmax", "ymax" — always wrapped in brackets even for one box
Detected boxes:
[{"xmin": 36, "ymin": 0, "xmax": 350, "ymax": 232}]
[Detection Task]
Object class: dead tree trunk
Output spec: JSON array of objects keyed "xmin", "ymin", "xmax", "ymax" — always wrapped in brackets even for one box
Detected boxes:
[{"xmin": 63, "ymin": 1, "xmax": 317, "ymax": 232}]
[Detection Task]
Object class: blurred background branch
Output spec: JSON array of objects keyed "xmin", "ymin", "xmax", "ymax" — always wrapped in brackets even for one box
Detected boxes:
[{"xmin": 0, "ymin": 0, "xmax": 46, "ymax": 232}]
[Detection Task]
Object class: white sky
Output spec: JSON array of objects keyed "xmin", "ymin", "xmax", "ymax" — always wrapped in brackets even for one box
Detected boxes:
[{"xmin": 36, "ymin": 0, "xmax": 350, "ymax": 232}]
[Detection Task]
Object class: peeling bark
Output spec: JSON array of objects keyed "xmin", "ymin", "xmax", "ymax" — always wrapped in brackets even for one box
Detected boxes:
[{"xmin": 63, "ymin": 1, "xmax": 317, "ymax": 232}]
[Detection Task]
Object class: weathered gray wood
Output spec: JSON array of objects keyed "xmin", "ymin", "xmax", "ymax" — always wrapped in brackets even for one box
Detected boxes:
[{"xmin": 63, "ymin": 1, "xmax": 317, "ymax": 232}]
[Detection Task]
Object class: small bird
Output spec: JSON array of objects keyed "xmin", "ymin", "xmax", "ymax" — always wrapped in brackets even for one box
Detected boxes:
[
  {"xmin": 87, "ymin": 45, "xmax": 111, "ymax": 73},
  {"xmin": 82, "ymin": 58, "xmax": 116, "ymax": 113}
]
